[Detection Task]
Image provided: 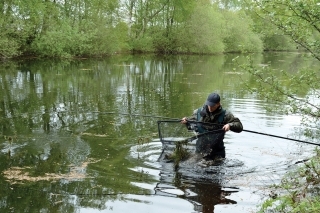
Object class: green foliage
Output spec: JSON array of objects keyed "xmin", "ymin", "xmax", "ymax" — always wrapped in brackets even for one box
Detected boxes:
[
  {"xmin": 1, "ymin": 0, "xmax": 310, "ymax": 57},
  {"xmin": 262, "ymin": 34, "xmax": 296, "ymax": 51},
  {"xmin": 248, "ymin": 5, "xmax": 296, "ymax": 51},
  {"xmin": 0, "ymin": 0, "xmax": 125, "ymax": 58},
  {"xmin": 87, "ymin": 22, "xmax": 130, "ymax": 55},
  {"xmin": 130, "ymin": 35, "xmax": 154, "ymax": 53},
  {"xmin": 0, "ymin": 35, "xmax": 20, "ymax": 58},
  {"xmin": 113, "ymin": 22, "xmax": 131, "ymax": 52},
  {"xmin": 145, "ymin": 1, "xmax": 264, "ymax": 54},
  {"xmin": 239, "ymin": 0, "xmax": 320, "ymax": 137},
  {"xmin": 223, "ymin": 10, "xmax": 263, "ymax": 53},
  {"xmin": 148, "ymin": 25, "xmax": 187, "ymax": 53},
  {"xmin": 252, "ymin": 16, "xmax": 296, "ymax": 51},
  {"xmin": 31, "ymin": 23, "xmax": 78, "ymax": 58},
  {"xmin": 30, "ymin": 19, "xmax": 130, "ymax": 57},
  {"xmin": 127, "ymin": 0, "xmax": 195, "ymax": 53},
  {"xmin": 0, "ymin": 15, "xmax": 25, "ymax": 58},
  {"xmin": 259, "ymin": 149, "xmax": 320, "ymax": 213},
  {"xmin": 182, "ymin": 3, "xmax": 226, "ymax": 54},
  {"xmin": 240, "ymin": 2, "xmax": 320, "ymax": 207},
  {"xmin": 239, "ymin": 54, "xmax": 320, "ymax": 137},
  {"xmin": 253, "ymin": 0, "xmax": 320, "ymax": 59}
]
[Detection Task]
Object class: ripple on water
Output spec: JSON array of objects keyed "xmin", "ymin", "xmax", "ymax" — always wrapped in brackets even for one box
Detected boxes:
[{"xmin": 158, "ymin": 150, "xmax": 254, "ymax": 186}]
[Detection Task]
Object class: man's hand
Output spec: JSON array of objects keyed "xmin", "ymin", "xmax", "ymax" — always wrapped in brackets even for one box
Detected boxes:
[
  {"xmin": 222, "ymin": 124, "xmax": 230, "ymax": 132},
  {"xmin": 181, "ymin": 117, "xmax": 188, "ymax": 124}
]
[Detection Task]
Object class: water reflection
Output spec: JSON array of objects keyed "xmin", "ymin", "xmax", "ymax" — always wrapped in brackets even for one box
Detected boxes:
[
  {"xmin": 188, "ymin": 182, "xmax": 237, "ymax": 212},
  {"xmin": 0, "ymin": 53, "xmax": 317, "ymax": 212},
  {"xmin": 156, "ymin": 151, "xmax": 248, "ymax": 212}
]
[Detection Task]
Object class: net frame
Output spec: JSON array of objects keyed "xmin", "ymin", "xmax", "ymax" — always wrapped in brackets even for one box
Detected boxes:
[{"xmin": 157, "ymin": 120, "xmax": 226, "ymax": 160}]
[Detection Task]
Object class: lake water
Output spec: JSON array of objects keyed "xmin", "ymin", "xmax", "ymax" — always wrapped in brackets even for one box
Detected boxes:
[{"xmin": 0, "ymin": 53, "xmax": 316, "ymax": 212}]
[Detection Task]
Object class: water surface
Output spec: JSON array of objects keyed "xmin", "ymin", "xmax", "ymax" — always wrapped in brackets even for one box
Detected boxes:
[{"xmin": 0, "ymin": 53, "xmax": 316, "ymax": 212}]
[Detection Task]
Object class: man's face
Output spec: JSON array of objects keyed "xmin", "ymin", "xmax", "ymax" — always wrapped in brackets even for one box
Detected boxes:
[{"xmin": 208, "ymin": 103, "xmax": 220, "ymax": 112}]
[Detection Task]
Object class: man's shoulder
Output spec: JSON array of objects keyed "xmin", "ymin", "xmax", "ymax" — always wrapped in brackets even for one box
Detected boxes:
[
  {"xmin": 224, "ymin": 109, "xmax": 234, "ymax": 117},
  {"xmin": 194, "ymin": 105, "xmax": 205, "ymax": 112}
]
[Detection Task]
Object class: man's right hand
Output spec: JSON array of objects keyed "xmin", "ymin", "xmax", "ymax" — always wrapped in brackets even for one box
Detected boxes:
[{"xmin": 181, "ymin": 117, "xmax": 188, "ymax": 124}]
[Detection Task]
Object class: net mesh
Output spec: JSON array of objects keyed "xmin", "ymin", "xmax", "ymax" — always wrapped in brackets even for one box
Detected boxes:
[{"xmin": 157, "ymin": 120, "xmax": 225, "ymax": 158}]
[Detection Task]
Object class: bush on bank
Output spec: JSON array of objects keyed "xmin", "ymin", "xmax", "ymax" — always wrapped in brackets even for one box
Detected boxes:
[
  {"xmin": 0, "ymin": 0, "xmax": 295, "ymax": 59},
  {"xmin": 260, "ymin": 148, "xmax": 320, "ymax": 213}
]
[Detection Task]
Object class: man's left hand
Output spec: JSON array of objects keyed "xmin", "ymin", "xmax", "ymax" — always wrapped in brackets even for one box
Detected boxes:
[{"xmin": 222, "ymin": 124, "xmax": 230, "ymax": 132}]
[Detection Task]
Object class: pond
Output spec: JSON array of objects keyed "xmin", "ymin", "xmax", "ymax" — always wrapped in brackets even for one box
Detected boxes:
[{"xmin": 0, "ymin": 53, "xmax": 317, "ymax": 212}]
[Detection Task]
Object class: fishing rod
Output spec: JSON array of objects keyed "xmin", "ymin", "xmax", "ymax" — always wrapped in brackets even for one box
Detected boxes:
[
  {"xmin": 92, "ymin": 112, "xmax": 319, "ymax": 146},
  {"xmin": 242, "ymin": 129, "xmax": 319, "ymax": 146},
  {"xmin": 184, "ymin": 120, "xmax": 319, "ymax": 146},
  {"xmin": 159, "ymin": 119, "xmax": 319, "ymax": 146}
]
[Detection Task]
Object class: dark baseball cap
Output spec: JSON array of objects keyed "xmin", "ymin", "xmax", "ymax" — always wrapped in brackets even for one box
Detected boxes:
[{"xmin": 205, "ymin": 93, "xmax": 220, "ymax": 106}]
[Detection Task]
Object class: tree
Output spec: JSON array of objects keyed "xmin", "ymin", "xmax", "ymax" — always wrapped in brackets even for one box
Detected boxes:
[
  {"xmin": 182, "ymin": 2, "xmax": 226, "ymax": 54},
  {"xmin": 239, "ymin": 2, "xmax": 320, "ymax": 211},
  {"xmin": 242, "ymin": 0, "xmax": 320, "ymax": 138},
  {"xmin": 0, "ymin": 0, "xmax": 124, "ymax": 58}
]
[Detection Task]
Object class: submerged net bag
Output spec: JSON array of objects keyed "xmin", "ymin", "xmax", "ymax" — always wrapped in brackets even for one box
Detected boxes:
[{"xmin": 157, "ymin": 120, "xmax": 225, "ymax": 159}]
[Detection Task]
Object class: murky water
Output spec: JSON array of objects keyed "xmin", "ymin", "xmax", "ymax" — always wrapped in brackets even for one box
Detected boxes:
[{"xmin": 0, "ymin": 53, "xmax": 317, "ymax": 212}]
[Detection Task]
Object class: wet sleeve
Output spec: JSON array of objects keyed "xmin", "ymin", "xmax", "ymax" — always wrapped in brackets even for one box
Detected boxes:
[
  {"xmin": 186, "ymin": 109, "xmax": 198, "ymax": 121},
  {"xmin": 184, "ymin": 109, "xmax": 198, "ymax": 131},
  {"xmin": 224, "ymin": 111, "xmax": 243, "ymax": 133}
]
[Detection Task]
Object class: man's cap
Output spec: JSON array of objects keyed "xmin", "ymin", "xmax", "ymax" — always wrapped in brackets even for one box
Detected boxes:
[{"xmin": 205, "ymin": 93, "xmax": 220, "ymax": 106}]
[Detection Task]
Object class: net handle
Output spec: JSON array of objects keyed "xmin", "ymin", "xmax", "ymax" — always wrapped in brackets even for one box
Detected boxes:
[
  {"xmin": 157, "ymin": 120, "xmax": 225, "ymax": 144},
  {"xmin": 157, "ymin": 119, "xmax": 224, "ymax": 126}
]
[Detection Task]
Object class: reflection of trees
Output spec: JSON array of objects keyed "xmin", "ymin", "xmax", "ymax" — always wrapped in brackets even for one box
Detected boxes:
[
  {"xmin": 0, "ymin": 54, "xmax": 265, "ymax": 138},
  {"xmin": 0, "ymin": 56, "xmax": 199, "ymax": 211},
  {"xmin": 0, "ymin": 134, "xmax": 151, "ymax": 212},
  {"xmin": 32, "ymin": 143, "xmax": 68, "ymax": 176},
  {"xmin": 2, "ymin": 56, "xmax": 229, "ymax": 139},
  {"xmin": 1, "ymin": 54, "xmax": 301, "ymax": 211}
]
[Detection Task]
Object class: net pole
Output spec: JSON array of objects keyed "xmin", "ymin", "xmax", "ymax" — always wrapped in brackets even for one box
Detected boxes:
[{"xmin": 243, "ymin": 129, "xmax": 319, "ymax": 146}]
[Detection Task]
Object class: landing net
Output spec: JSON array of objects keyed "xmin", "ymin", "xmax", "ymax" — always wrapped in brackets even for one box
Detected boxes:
[
  {"xmin": 157, "ymin": 120, "xmax": 247, "ymax": 184},
  {"xmin": 157, "ymin": 120, "xmax": 225, "ymax": 158}
]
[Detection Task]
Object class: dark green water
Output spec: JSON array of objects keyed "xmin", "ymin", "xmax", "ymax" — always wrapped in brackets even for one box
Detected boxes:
[{"xmin": 0, "ymin": 53, "xmax": 316, "ymax": 212}]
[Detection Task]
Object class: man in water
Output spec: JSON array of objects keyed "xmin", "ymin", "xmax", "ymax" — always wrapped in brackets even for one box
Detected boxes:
[{"xmin": 181, "ymin": 92, "xmax": 243, "ymax": 161}]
